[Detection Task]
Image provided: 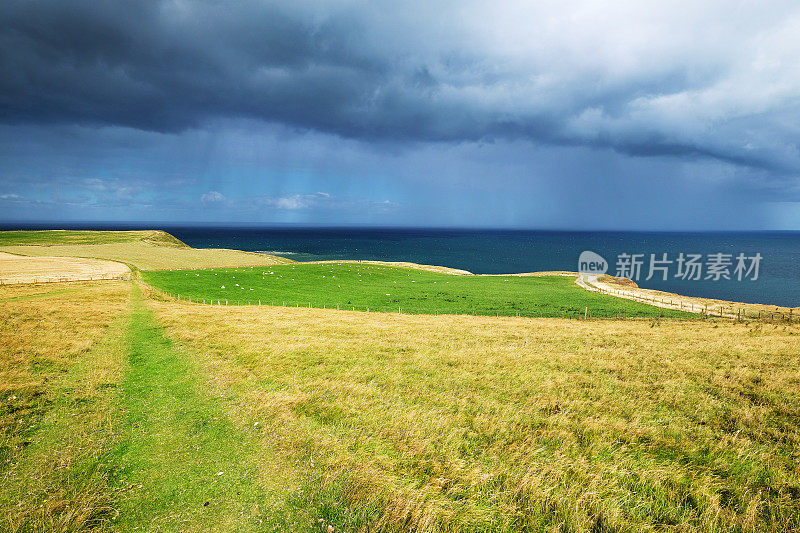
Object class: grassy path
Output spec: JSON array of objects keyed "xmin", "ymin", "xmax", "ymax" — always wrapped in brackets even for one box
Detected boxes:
[
  {"xmin": 2, "ymin": 281, "xmax": 320, "ymax": 531},
  {"xmin": 109, "ymin": 286, "xmax": 300, "ymax": 531}
]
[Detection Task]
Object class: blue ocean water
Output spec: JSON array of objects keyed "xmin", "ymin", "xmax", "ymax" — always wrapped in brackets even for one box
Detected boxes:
[
  {"xmin": 4, "ymin": 224, "xmax": 799, "ymax": 307},
  {"xmin": 164, "ymin": 227, "xmax": 800, "ymax": 307}
]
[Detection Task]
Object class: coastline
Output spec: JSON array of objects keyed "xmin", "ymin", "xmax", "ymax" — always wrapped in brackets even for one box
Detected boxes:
[
  {"xmin": 1, "ymin": 228, "xmax": 797, "ymax": 317},
  {"xmin": 575, "ymin": 272, "xmax": 799, "ymax": 319}
]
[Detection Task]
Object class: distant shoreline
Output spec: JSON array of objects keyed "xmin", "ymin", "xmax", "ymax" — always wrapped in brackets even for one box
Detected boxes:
[{"xmin": 1, "ymin": 228, "xmax": 797, "ymax": 311}]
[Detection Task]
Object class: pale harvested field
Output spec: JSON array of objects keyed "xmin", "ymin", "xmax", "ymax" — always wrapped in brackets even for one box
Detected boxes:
[
  {"xmin": 0, "ymin": 252, "xmax": 130, "ymax": 284},
  {"xmin": 0, "ymin": 241, "xmax": 293, "ymax": 271}
]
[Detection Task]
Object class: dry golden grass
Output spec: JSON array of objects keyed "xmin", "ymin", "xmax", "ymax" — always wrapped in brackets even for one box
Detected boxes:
[
  {"xmin": 149, "ymin": 299, "xmax": 800, "ymax": 532},
  {"xmin": 0, "ymin": 241, "xmax": 292, "ymax": 271},
  {"xmin": 0, "ymin": 251, "xmax": 130, "ymax": 284},
  {"xmin": 484, "ymin": 270, "xmax": 578, "ymax": 277},
  {"xmin": 0, "ymin": 281, "xmax": 130, "ymax": 395},
  {"xmin": 0, "ymin": 281, "xmax": 131, "ymax": 532},
  {"xmin": 0, "ymin": 281, "xmax": 85, "ymax": 300},
  {"xmin": 2, "ymin": 267, "xmax": 797, "ymax": 531},
  {"xmin": 0, "ymin": 229, "xmax": 186, "ymax": 247},
  {"xmin": 306, "ymin": 260, "xmax": 473, "ymax": 275}
]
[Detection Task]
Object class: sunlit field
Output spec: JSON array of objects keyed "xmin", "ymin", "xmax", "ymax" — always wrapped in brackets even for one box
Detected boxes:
[
  {"xmin": 1, "ymin": 231, "xmax": 796, "ymax": 531},
  {"xmin": 0, "ymin": 281, "xmax": 130, "ymax": 530},
  {"xmin": 0, "ymin": 229, "xmax": 185, "ymax": 247},
  {"xmin": 2, "ymin": 276, "xmax": 798, "ymax": 531},
  {"xmin": 5, "ymin": 0, "xmax": 800, "ymax": 529},
  {"xmin": 0, "ymin": 230, "xmax": 292, "ymax": 271},
  {"xmin": 142, "ymin": 263, "xmax": 692, "ymax": 318},
  {"xmin": 149, "ymin": 294, "xmax": 800, "ymax": 531}
]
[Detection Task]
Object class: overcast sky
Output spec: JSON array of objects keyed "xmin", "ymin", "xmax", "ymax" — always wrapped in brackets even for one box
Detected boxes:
[{"xmin": 1, "ymin": 0, "xmax": 800, "ymax": 229}]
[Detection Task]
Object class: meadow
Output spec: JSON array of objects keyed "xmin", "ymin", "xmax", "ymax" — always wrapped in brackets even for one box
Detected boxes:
[
  {"xmin": 0, "ymin": 230, "xmax": 291, "ymax": 271},
  {"xmin": 142, "ymin": 263, "xmax": 692, "ymax": 318},
  {"xmin": 0, "ymin": 281, "xmax": 130, "ymax": 530},
  {"xmin": 151, "ymin": 297, "xmax": 800, "ymax": 532},
  {"xmin": 2, "ymin": 230, "xmax": 799, "ymax": 532},
  {"xmin": 2, "ymin": 278, "xmax": 798, "ymax": 532},
  {"xmin": 0, "ymin": 229, "xmax": 186, "ymax": 247}
]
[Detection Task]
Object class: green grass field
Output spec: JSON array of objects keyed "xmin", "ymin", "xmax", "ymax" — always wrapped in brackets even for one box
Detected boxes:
[{"xmin": 142, "ymin": 263, "xmax": 692, "ymax": 318}]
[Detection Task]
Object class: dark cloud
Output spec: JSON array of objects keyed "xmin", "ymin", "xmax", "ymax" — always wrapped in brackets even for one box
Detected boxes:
[
  {"xmin": 0, "ymin": 0, "xmax": 384, "ymax": 132},
  {"xmin": 2, "ymin": 0, "xmax": 800, "ymax": 175}
]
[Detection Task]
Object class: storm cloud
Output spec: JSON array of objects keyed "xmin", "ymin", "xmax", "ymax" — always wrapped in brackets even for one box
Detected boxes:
[
  {"xmin": 1, "ymin": 1, "xmax": 800, "ymax": 228},
  {"xmin": 2, "ymin": 0, "xmax": 800, "ymax": 171}
]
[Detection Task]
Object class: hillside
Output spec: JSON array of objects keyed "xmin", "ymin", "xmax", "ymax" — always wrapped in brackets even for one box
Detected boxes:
[
  {"xmin": 0, "ymin": 230, "xmax": 292, "ymax": 270},
  {"xmin": 0, "ymin": 229, "xmax": 187, "ymax": 247},
  {"xmin": 2, "ymin": 280, "xmax": 798, "ymax": 531}
]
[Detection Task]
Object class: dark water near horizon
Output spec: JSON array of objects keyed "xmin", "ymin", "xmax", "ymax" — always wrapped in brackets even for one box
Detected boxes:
[{"xmin": 4, "ymin": 224, "xmax": 800, "ymax": 307}]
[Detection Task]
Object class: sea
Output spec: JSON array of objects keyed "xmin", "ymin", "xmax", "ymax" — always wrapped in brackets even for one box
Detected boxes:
[{"xmin": 4, "ymin": 224, "xmax": 800, "ymax": 307}]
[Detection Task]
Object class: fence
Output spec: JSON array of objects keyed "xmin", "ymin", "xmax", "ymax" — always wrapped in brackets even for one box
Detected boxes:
[
  {"xmin": 579, "ymin": 277, "xmax": 797, "ymax": 323},
  {"xmin": 157, "ymin": 291, "xmax": 724, "ymax": 320},
  {"xmin": 0, "ymin": 272, "xmax": 132, "ymax": 285}
]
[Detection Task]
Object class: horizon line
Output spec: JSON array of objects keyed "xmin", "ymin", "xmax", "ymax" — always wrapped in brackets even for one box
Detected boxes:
[{"xmin": 1, "ymin": 221, "xmax": 799, "ymax": 234}]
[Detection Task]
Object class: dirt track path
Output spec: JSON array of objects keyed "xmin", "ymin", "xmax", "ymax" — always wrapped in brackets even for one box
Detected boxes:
[{"xmin": 576, "ymin": 273, "xmax": 798, "ymax": 320}]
